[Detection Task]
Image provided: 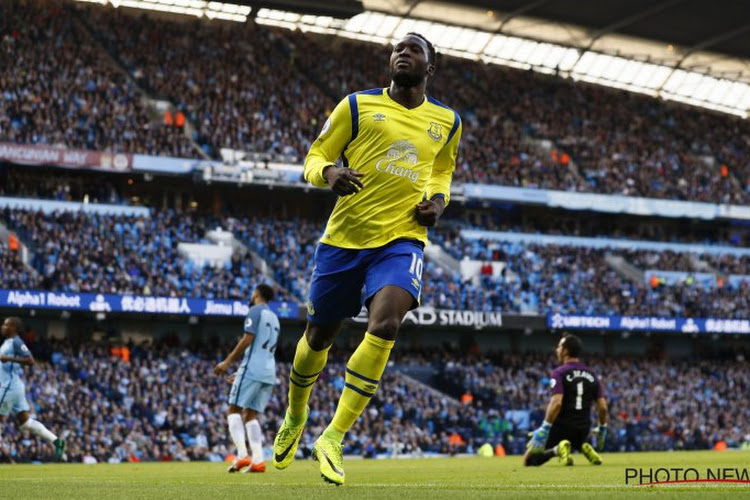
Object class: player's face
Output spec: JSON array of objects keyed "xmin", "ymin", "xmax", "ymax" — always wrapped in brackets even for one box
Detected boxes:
[
  {"xmin": 250, "ymin": 289, "xmax": 259, "ymax": 306},
  {"xmin": 556, "ymin": 339, "xmax": 565, "ymax": 362},
  {"xmin": 389, "ymin": 35, "xmax": 434, "ymax": 87}
]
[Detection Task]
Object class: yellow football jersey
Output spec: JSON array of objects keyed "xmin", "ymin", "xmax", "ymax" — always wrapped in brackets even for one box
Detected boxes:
[{"xmin": 304, "ymin": 87, "xmax": 462, "ymax": 249}]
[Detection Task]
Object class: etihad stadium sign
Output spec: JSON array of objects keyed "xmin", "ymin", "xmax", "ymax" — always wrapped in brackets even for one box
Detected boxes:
[{"xmin": 353, "ymin": 306, "xmax": 503, "ymax": 330}]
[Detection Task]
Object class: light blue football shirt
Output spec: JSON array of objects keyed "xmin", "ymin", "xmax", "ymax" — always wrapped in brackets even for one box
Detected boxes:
[
  {"xmin": 239, "ymin": 304, "xmax": 279, "ymax": 385},
  {"xmin": 0, "ymin": 336, "xmax": 31, "ymax": 385}
]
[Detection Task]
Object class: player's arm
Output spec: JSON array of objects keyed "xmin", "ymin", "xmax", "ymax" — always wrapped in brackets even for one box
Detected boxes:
[
  {"xmin": 304, "ymin": 97, "xmax": 363, "ymax": 195},
  {"xmin": 592, "ymin": 377, "xmax": 608, "ymax": 450},
  {"xmin": 596, "ymin": 397, "xmax": 608, "ymax": 426},
  {"xmin": 543, "ymin": 393, "xmax": 563, "ymax": 424},
  {"xmin": 213, "ymin": 333, "xmax": 255, "ymax": 376},
  {"xmin": 0, "ymin": 355, "xmax": 34, "ymax": 366},
  {"xmin": 213, "ymin": 307, "xmax": 260, "ymax": 376},
  {"xmin": 0, "ymin": 338, "xmax": 34, "ymax": 366},
  {"xmin": 417, "ymin": 116, "xmax": 462, "ymax": 226},
  {"xmin": 591, "ymin": 396, "xmax": 609, "ymax": 450},
  {"xmin": 528, "ymin": 370, "xmax": 562, "ymax": 449}
]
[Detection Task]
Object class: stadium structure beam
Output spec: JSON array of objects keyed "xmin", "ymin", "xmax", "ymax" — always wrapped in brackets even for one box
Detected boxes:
[
  {"xmin": 584, "ymin": 0, "xmax": 686, "ymax": 50},
  {"xmin": 677, "ymin": 23, "xmax": 750, "ymax": 63},
  {"xmin": 497, "ymin": 0, "xmax": 553, "ymax": 31},
  {"xmin": 402, "ymin": 0, "xmax": 423, "ymax": 18}
]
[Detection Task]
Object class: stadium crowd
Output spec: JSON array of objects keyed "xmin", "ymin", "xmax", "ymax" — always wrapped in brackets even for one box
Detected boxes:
[
  {"xmin": 231, "ymin": 218, "xmax": 320, "ymax": 302},
  {"xmin": 82, "ymin": 5, "xmax": 330, "ymax": 161},
  {"xmin": 624, "ymin": 248, "xmax": 750, "ymax": 277},
  {"xmin": 430, "ymin": 228, "xmax": 750, "ymax": 317},
  {"xmin": 4, "ymin": 1, "xmax": 749, "ymax": 205},
  {"xmin": 0, "ymin": 240, "xmax": 42, "ymax": 290},
  {"xmin": 0, "ymin": 208, "xmax": 283, "ymax": 300},
  {"xmin": 2, "ymin": 208, "xmax": 748, "ymax": 317},
  {"xmin": 0, "ymin": 0, "xmax": 195, "ymax": 157},
  {"xmin": 1, "ymin": 340, "xmax": 747, "ymax": 463}
]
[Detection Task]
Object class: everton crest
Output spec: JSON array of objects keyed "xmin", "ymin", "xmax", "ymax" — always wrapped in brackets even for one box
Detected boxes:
[{"xmin": 427, "ymin": 122, "xmax": 443, "ymax": 141}]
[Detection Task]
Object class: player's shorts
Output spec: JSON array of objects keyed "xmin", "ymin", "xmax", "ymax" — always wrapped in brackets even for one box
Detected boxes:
[
  {"xmin": 306, "ymin": 239, "xmax": 424, "ymax": 324},
  {"xmin": 0, "ymin": 379, "xmax": 31, "ymax": 417},
  {"xmin": 545, "ymin": 422, "xmax": 591, "ymax": 451},
  {"xmin": 228, "ymin": 370, "xmax": 274, "ymax": 412}
]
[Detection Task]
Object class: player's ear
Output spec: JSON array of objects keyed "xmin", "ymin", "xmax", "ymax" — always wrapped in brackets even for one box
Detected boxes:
[{"xmin": 426, "ymin": 63, "xmax": 435, "ymax": 77}]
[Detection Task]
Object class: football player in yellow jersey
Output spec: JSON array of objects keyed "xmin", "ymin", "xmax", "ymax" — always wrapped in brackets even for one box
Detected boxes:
[{"xmin": 273, "ymin": 32, "xmax": 462, "ymax": 485}]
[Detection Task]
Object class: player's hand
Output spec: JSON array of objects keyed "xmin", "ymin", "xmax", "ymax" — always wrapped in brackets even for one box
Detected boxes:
[
  {"xmin": 527, "ymin": 422, "xmax": 551, "ymax": 450},
  {"xmin": 213, "ymin": 361, "xmax": 230, "ymax": 376},
  {"xmin": 592, "ymin": 424, "xmax": 607, "ymax": 451},
  {"xmin": 415, "ymin": 198, "xmax": 444, "ymax": 227},
  {"xmin": 323, "ymin": 165, "xmax": 364, "ymax": 196},
  {"xmin": 225, "ymin": 373, "xmax": 236, "ymax": 384},
  {"xmin": 0, "ymin": 356, "xmax": 8, "ymax": 363}
]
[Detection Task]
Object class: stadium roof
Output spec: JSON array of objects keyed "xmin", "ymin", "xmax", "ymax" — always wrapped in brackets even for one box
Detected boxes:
[
  {"xmin": 362, "ymin": 0, "xmax": 750, "ymax": 83},
  {"xmin": 418, "ymin": 0, "xmax": 750, "ymax": 61}
]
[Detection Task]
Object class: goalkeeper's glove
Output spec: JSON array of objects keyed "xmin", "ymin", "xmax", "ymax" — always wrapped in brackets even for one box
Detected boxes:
[
  {"xmin": 592, "ymin": 424, "xmax": 607, "ymax": 451},
  {"xmin": 526, "ymin": 421, "xmax": 552, "ymax": 450}
]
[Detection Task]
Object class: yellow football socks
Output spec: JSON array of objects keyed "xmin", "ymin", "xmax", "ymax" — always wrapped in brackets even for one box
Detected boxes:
[
  {"xmin": 288, "ymin": 333, "xmax": 330, "ymax": 423},
  {"xmin": 324, "ymin": 332, "xmax": 395, "ymax": 442}
]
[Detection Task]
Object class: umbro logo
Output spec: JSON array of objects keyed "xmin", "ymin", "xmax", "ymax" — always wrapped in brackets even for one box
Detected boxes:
[{"xmin": 373, "ymin": 113, "xmax": 386, "ymax": 122}]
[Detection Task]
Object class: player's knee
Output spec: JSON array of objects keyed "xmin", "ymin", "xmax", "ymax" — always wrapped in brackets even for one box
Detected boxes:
[
  {"xmin": 242, "ymin": 409, "xmax": 257, "ymax": 422},
  {"xmin": 368, "ymin": 317, "xmax": 401, "ymax": 340},
  {"xmin": 306, "ymin": 324, "xmax": 337, "ymax": 351}
]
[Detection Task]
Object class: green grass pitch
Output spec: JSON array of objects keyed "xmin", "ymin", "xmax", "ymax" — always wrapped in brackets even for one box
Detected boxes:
[{"xmin": 2, "ymin": 451, "xmax": 749, "ymax": 499}]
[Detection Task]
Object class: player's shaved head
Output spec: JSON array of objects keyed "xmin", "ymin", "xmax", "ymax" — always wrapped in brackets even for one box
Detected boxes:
[{"xmin": 561, "ymin": 334, "xmax": 582, "ymax": 358}]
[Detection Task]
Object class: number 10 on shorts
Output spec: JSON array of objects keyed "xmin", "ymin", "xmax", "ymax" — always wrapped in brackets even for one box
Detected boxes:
[{"xmin": 409, "ymin": 253, "xmax": 423, "ymax": 278}]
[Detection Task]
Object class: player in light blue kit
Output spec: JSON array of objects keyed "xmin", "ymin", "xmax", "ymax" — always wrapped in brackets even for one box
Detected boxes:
[
  {"xmin": 214, "ymin": 284, "xmax": 279, "ymax": 473},
  {"xmin": 0, "ymin": 316, "xmax": 66, "ymax": 461}
]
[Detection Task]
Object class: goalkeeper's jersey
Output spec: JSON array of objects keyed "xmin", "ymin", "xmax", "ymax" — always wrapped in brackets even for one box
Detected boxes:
[
  {"xmin": 304, "ymin": 88, "xmax": 462, "ymax": 250},
  {"xmin": 550, "ymin": 361, "xmax": 603, "ymax": 429}
]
